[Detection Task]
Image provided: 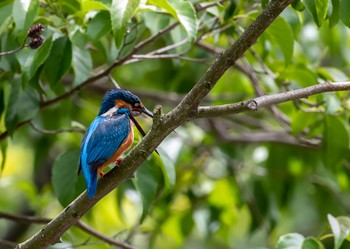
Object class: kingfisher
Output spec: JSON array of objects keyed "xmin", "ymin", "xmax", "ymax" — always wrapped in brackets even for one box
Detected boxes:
[{"xmin": 79, "ymin": 89, "xmax": 153, "ymax": 199}]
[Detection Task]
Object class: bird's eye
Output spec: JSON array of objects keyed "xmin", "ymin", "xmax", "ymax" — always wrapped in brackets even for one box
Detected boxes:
[{"xmin": 134, "ymin": 102, "xmax": 140, "ymax": 107}]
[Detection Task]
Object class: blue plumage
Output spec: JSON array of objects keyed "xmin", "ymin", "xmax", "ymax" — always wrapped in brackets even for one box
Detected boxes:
[
  {"xmin": 79, "ymin": 107, "xmax": 131, "ymax": 199},
  {"xmin": 98, "ymin": 89, "xmax": 141, "ymax": 116},
  {"xmin": 79, "ymin": 89, "xmax": 154, "ymax": 199}
]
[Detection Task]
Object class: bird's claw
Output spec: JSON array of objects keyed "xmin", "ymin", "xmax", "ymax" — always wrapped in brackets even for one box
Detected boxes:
[
  {"xmin": 98, "ymin": 168, "xmax": 105, "ymax": 179},
  {"xmin": 115, "ymin": 158, "xmax": 123, "ymax": 166}
]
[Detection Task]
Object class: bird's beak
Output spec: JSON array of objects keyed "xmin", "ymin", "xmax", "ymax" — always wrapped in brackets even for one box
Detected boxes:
[
  {"xmin": 141, "ymin": 107, "xmax": 153, "ymax": 118},
  {"xmin": 132, "ymin": 106, "xmax": 154, "ymax": 119},
  {"xmin": 129, "ymin": 106, "xmax": 159, "ymax": 155}
]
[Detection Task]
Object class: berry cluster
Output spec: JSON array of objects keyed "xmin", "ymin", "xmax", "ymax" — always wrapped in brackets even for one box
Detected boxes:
[{"xmin": 27, "ymin": 24, "xmax": 45, "ymax": 49}]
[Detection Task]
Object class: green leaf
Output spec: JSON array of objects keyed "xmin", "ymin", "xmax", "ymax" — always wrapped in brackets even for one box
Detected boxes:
[
  {"xmin": 330, "ymin": 0, "xmax": 340, "ymax": 27},
  {"xmin": 148, "ymin": 0, "xmax": 197, "ymax": 42},
  {"xmin": 87, "ymin": 11, "xmax": 112, "ymax": 40},
  {"xmin": 82, "ymin": 0, "xmax": 109, "ymax": 13},
  {"xmin": 52, "ymin": 149, "xmax": 80, "ymax": 207},
  {"xmin": 261, "ymin": 0, "xmax": 269, "ymax": 8},
  {"xmin": 292, "ymin": 0, "xmax": 305, "ymax": 11},
  {"xmin": 317, "ymin": 67, "xmax": 348, "ymax": 82},
  {"xmin": 158, "ymin": 148, "xmax": 176, "ymax": 189},
  {"xmin": 304, "ymin": 0, "xmax": 329, "ymax": 27},
  {"xmin": 265, "ymin": 16, "xmax": 294, "ymax": 65},
  {"xmin": 323, "ymin": 93, "xmax": 341, "ymax": 114},
  {"xmin": 133, "ymin": 159, "xmax": 161, "ymax": 222},
  {"xmin": 322, "ymin": 116, "xmax": 349, "ymax": 168},
  {"xmin": 275, "ymin": 233, "xmax": 305, "ymax": 249},
  {"xmin": 327, "ymin": 214, "xmax": 350, "ymax": 249},
  {"xmin": 72, "ymin": 44, "xmax": 93, "ymax": 86},
  {"xmin": 0, "ymin": 139, "xmax": 8, "ymax": 174},
  {"xmin": 340, "ymin": 0, "xmax": 350, "ymax": 28},
  {"xmin": 110, "ymin": 0, "xmax": 140, "ymax": 48},
  {"xmin": 42, "ymin": 37, "xmax": 72, "ymax": 88},
  {"xmin": 279, "ymin": 66, "xmax": 317, "ymax": 87},
  {"xmin": 5, "ymin": 77, "xmax": 40, "ymax": 135},
  {"xmin": 301, "ymin": 237, "xmax": 325, "ymax": 249},
  {"xmin": 180, "ymin": 211, "xmax": 194, "ymax": 236},
  {"xmin": 291, "ymin": 111, "xmax": 321, "ymax": 135},
  {"xmin": 16, "ymin": 36, "xmax": 53, "ymax": 84},
  {"xmin": 59, "ymin": 0, "xmax": 81, "ymax": 15},
  {"xmin": 0, "ymin": 1, "xmax": 13, "ymax": 34},
  {"xmin": 12, "ymin": 0, "xmax": 39, "ymax": 36}
]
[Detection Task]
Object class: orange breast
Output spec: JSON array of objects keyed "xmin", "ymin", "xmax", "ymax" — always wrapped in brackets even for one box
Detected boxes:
[{"xmin": 99, "ymin": 120, "xmax": 134, "ymax": 170}]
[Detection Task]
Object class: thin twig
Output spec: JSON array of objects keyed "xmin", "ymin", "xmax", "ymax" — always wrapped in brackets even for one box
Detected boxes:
[
  {"xmin": 208, "ymin": 118, "xmax": 320, "ymax": 147},
  {"xmin": 0, "ymin": 239, "xmax": 17, "ymax": 248},
  {"xmin": 0, "ymin": 44, "xmax": 25, "ymax": 56},
  {"xmin": 130, "ymin": 53, "xmax": 211, "ymax": 62},
  {"xmin": 30, "ymin": 122, "xmax": 85, "ymax": 134}
]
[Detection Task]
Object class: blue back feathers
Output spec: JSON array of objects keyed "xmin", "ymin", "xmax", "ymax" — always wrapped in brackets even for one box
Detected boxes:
[
  {"xmin": 80, "ymin": 107, "xmax": 132, "ymax": 199},
  {"xmin": 98, "ymin": 89, "xmax": 141, "ymax": 116}
]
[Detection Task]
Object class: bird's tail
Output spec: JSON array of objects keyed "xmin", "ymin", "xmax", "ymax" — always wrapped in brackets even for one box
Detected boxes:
[
  {"xmin": 86, "ymin": 172, "xmax": 97, "ymax": 199},
  {"xmin": 81, "ymin": 161, "xmax": 98, "ymax": 199}
]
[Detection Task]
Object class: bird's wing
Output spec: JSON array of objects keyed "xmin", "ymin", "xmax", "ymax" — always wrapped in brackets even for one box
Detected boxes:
[{"xmin": 80, "ymin": 114, "xmax": 130, "ymax": 171}]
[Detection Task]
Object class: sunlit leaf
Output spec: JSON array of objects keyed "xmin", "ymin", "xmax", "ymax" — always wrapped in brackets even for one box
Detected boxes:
[
  {"xmin": 52, "ymin": 149, "xmax": 80, "ymax": 207},
  {"xmin": 275, "ymin": 233, "xmax": 304, "ymax": 249},
  {"xmin": 301, "ymin": 237, "xmax": 325, "ymax": 249},
  {"xmin": 148, "ymin": 0, "xmax": 197, "ymax": 42},
  {"xmin": 12, "ymin": 0, "xmax": 39, "ymax": 36},
  {"xmin": 304, "ymin": 0, "xmax": 328, "ymax": 27},
  {"xmin": 110, "ymin": 0, "xmax": 140, "ymax": 48},
  {"xmin": 327, "ymin": 214, "xmax": 350, "ymax": 249},
  {"xmin": 82, "ymin": 0, "xmax": 108, "ymax": 13}
]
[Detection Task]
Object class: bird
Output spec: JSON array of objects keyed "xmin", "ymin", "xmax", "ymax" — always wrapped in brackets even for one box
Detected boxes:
[{"xmin": 79, "ymin": 89, "xmax": 154, "ymax": 199}]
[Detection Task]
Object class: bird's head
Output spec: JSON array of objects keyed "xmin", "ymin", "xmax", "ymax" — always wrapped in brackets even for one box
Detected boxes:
[{"xmin": 98, "ymin": 89, "xmax": 153, "ymax": 118}]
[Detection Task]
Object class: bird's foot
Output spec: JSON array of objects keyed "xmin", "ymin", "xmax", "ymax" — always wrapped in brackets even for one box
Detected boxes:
[
  {"xmin": 98, "ymin": 168, "xmax": 105, "ymax": 179},
  {"xmin": 115, "ymin": 158, "xmax": 123, "ymax": 167}
]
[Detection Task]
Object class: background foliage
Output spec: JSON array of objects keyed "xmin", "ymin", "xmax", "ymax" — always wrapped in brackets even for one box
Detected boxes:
[{"xmin": 1, "ymin": 0, "xmax": 350, "ymax": 248}]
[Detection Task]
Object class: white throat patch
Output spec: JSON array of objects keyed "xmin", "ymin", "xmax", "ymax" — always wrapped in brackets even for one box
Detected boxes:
[{"xmin": 101, "ymin": 106, "xmax": 119, "ymax": 117}]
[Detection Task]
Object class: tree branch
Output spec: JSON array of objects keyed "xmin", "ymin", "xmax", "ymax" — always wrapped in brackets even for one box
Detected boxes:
[
  {"xmin": 16, "ymin": 1, "xmax": 294, "ymax": 248},
  {"xmin": 196, "ymin": 81, "xmax": 350, "ymax": 118},
  {"xmin": 0, "ymin": 211, "xmax": 135, "ymax": 249}
]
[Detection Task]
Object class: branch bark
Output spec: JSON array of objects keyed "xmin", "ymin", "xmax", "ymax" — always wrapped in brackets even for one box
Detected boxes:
[
  {"xmin": 196, "ymin": 81, "xmax": 350, "ymax": 118},
  {"xmin": 0, "ymin": 211, "xmax": 135, "ymax": 249},
  {"xmin": 16, "ymin": 1, "xmax": 293, "ymax": 248}
]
